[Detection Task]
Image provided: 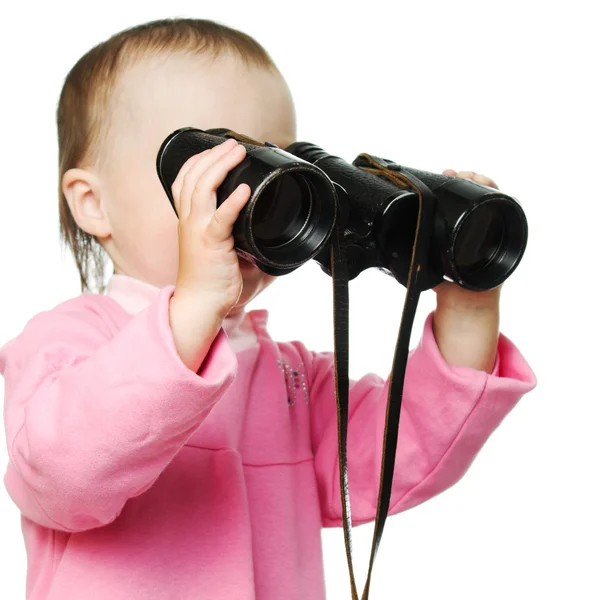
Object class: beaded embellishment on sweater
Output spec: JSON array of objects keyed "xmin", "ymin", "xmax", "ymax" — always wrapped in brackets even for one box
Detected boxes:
[{"xmin": 277, "ymin": 359, "xmax": 309, "ymax": 406}]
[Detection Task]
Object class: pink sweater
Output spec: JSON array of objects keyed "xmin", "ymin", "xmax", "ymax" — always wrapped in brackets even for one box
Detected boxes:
[{"xmin": 0, "ymin": 274, "xmax": 536, "ymax": 600}]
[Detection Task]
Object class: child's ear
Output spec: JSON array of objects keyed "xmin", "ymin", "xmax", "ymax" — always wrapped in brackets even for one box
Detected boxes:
[{"xmin": 62, "ymin": 168, "xmax": 111, "ymax": 239}]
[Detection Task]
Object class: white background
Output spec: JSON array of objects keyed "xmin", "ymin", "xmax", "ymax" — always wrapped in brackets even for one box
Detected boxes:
[{"xmin": 0, "ymin": 1, "xmax": 598, "ymax": 598}]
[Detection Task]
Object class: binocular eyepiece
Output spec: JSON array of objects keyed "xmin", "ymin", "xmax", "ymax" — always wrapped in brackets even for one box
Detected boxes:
[{"xmin": 156, "ymin": 127, "xmax": 528, "ymax": 291}]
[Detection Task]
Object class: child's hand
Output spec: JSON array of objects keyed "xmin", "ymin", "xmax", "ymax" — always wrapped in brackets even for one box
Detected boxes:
[
  {"xmin": 431, "ymin": 169, "xmax": 502, "ymax": 373},
  {"xmin": 171, "ymin": 138, "xmax": 252, "ymax": 316},
  {"xmin": 167, "ymin": 138, "xmax": 252, "ymax": 371}
]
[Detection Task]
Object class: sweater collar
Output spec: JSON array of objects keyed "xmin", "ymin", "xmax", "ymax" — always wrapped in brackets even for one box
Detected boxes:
[{"xmin": 104, "ymin": 273, "xmax": 248, "ymax": 334}]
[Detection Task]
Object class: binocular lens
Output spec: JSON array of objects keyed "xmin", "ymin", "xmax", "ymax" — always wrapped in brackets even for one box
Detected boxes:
[
  {"xmin": 243, "ymin": 168, "xmax": 336, "ymax": 270},
  {"xmin": 454, "ymin": 203, "xmax": 504, "ymax": 271},
  {"xmin": 452, "ymin": 199, "xmax": 526, "ymax": 289},
  {"xmin": 252, "ymin": 174, "xmax": 312, "ymax": 248}
]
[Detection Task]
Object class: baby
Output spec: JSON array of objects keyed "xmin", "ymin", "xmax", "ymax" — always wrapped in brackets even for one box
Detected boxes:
[{"xmin": 0, "ymin": 17, "xmax": 536, "ymax": 600}]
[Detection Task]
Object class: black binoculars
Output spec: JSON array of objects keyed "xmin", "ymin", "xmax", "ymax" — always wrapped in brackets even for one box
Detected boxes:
[{"xmin": 156, "ymin": 127, "xmax": 528, "ymax": 291}]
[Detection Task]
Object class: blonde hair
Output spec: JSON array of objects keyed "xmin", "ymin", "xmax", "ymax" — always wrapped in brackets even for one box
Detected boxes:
[{"xmin": 57, "ymin": 17, "xmax": 276, "ymax": 293}]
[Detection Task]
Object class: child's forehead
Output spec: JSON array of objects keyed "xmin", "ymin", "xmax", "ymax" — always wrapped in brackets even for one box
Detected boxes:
[
  {"xmin": 114, "ymin": 51, "xmax": 244, "ymax": 103},
  {"xmin": 107, "ymin": 51, "xmax": 296, "ymax": 148},
  {"xmin": 113, "ymin": 51, "xmax": 275, "ymax": 109}
]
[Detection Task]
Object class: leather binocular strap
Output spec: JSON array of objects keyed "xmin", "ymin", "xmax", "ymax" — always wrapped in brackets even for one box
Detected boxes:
[
  {"xmin": 330, "ymin": 153, "xmax": 437, "ymax": 599},
  {"xmin": 214, "ymin": 132, "xmax": 437, "ymax": 597},
  {"xmin": 221, "ymin": 130, "xmax": 268, "ymax": 148}
]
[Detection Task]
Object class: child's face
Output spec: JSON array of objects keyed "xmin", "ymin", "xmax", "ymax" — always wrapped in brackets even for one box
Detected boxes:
[{"xmin": 96, "ymin": 51, "xmax": 297, "ymax": 308}]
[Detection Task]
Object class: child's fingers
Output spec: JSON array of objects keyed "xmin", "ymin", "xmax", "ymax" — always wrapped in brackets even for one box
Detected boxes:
[
  {"xmin": 178, "ymin": 140, "xmax": 238, "ymax": 219},
  {"xmin": 472, "ymin": 173, "xmax": 499, "ymax": 189},
  {"xmin": 188, "ymin": 144, "xmax": 247, "ymax": 221},
  {"xmin": 171, "ymin": 150, "xmax": 209, "ymax": 217},
  {"xmin": 451, "ymin": 170, "xmax": 499, "ymax": 189},
  {"xmin": 181, "ymin": 140, "xmax": 238, "ymax": 196},
  {"xmin": 207, "ymin": 184, "xmax": 252, "ymax": 243},
  {"xmin": 442, "ymin": 169, "xmax": 457, "ymax": 177},
  {"xmin": 173, "ymin": 139, "xmax": 237, "ymax": 218}
]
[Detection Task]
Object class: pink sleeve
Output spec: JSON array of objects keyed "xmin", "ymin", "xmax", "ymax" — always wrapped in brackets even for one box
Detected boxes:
[
  {"xmin": 0, "ymin": 286, "xmax": 237, "ymax": 533},
  {"xmin": 301, "ymin": 312, "xmax": 537, "ymax": 527}
]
